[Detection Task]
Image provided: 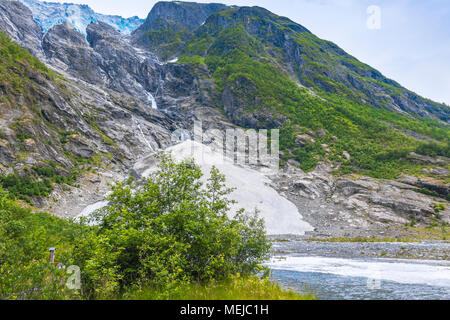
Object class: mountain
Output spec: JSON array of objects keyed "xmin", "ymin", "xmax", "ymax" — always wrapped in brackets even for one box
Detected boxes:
[
  {"xmin": 131, "ymin": 1, "xmax": 229, "ymax": 55},
  {"xmin": 129, "ymin": 2, "xmax": 449, "ymax": 179},
  {"xmin": 18, "ymin": 0, "xmax": 144, "ymax": 35},
  {"xmin": 0, "ymin": 0, "xmax": 448, "ymax": 234},
  {"xmin": 0, "ymin": 5, "xmax": 180, "ymax": 210}
]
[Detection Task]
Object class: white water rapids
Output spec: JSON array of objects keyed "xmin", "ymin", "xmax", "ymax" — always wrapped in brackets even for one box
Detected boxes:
[{"xmin": 267, "ymin": 256, "xmax": 450, "ymax": 288}]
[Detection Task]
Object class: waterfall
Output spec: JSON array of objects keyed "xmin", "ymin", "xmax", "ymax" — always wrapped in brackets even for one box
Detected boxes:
[
  {"xmin": 133, "ymin": 116, "xmax": 155, "ymax": 152},
  {"xmin": 146, "ymin": 91, "xmax": 158, "ymax": 110}
]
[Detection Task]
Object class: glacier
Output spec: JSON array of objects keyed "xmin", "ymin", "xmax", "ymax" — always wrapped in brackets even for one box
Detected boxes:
[{"xmin": 19, "ymin": 0, "xmax": 144, "ymax": 36}]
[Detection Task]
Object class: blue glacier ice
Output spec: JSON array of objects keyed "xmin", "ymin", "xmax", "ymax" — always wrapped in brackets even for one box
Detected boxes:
[{"xmin": 19, "ymin": 0, "xmax": 144, "ymax": 36}]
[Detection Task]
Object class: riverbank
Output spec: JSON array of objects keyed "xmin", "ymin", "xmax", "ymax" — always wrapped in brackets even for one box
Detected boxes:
[{"xmin": 271, "ymin": 239, "xmax": 450, "ymax": 261}]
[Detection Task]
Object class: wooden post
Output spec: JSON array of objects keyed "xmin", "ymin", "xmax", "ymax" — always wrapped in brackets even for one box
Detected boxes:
[{"xmin": 49, "ymin": 247, "xmax": 56, "ymax": 264}]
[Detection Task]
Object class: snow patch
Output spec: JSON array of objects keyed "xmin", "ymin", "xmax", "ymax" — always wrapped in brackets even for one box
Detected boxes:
[
  {"xmin": 75, "ymin": 200, "xmax": 109, "ymax": 222},
  {"xmin": 137, "ymin": 141, "xmax": 313, "ymax": 236}
]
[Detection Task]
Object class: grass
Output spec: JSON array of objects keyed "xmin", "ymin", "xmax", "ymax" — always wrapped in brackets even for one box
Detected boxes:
[
  {"xmin": 308, "ymin": 237, "xmax": 420, "ymax": 243},
  {"xmin": 402, "ymin": 225, "xmax": 450, "ymax": 241},
  {"xmin": 308, "ymin": 225, "xmax": 450, "ymax": 243},
  {"xmin": 123, "ymin": 276, "xmax": 315, "ymax": 300}
]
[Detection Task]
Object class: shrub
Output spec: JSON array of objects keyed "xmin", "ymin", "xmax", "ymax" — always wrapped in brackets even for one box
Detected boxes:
[
  {"xmin": 0, "ymin": 186, "xmax": 80, "ymax": 300},
  {"xmin": 74, "ymin": 155, "xmax": 271, "ymax": 298},
  {"xmin": 434, "ymin": 203, "xmax": 447, "ymax": 214}
]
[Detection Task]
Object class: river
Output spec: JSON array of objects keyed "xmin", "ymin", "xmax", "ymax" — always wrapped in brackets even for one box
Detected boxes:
[{"xmin": 267, "ymin": 240, "xmax": 450, "ymax": 300}]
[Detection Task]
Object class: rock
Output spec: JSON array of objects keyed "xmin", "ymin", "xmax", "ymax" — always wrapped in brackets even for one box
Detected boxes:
[
  {"xmin": 295, "ymin": 134, "xmax": 316, "ymax": 146},
  {"xmin": 408, "ymin": 152, "xmax": 448, "ymax": 166},
  {"xmin": 132, "ymin": 1, "xmax": 228, "ymax": 55},
  {"xmin": 317, "ymin": 128, "xmax": 327, "ymax": 138},
  {"xmin": 64, "ymin": 136, "xmax": 95, "ymax": 159},
  {"xmin": 429, "ymin": 167, "xmax": 450, "ymax": 178},
  {"xmin": 369, "ymin": 192, "xmax": 435, "ymax": 219},
  {"xmin": 23, "ymin": 138, "xmax": 36, "ymax": 152},
  {"xmin": 398, "ymin": 174, "xmax": 419, "ymax": 186},
  {"xmin": 343, "ymin": 151, "xmax": 351, "ymax": 161},
  {"xmin": 335, "ymin": 178, "xmax": 374, "ymax": 196},
  {"xmin": 288, "ymin": 159, "xmax": 301, "ymax": 167},
  {"xmin": 419, "ymin": 177, "xmax": 449, "ymax": 196},
  {"xmin": 0, "ymin": 143, "xmax": 13, "ymax": 164},
  {"xmin": 221, "ymin": 75, "xmax": 288, "ymax": 129},
  {"xmin": 321, "ymin": 144, "xmax": 330, "ymax": 152},
  {"xmin": 381, "ymin": 179, "xmax": 416, "ymax": 190},
  {"xmin": 293, "ymin": 179, "xmax": 321, "ymax": 199},
  {"xmin": 0, "ymin": 0, "xmax": 45, "ymax": 60}
]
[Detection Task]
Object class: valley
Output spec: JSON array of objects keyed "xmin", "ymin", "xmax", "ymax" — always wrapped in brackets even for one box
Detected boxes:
[{"xmin": 0, "ymin": 0, "xmax": 449, "ymax": 300}]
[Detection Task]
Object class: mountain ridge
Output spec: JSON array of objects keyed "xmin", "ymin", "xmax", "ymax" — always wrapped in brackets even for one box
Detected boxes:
[{"xmin": 0, "ymin": 0, "xmax": 448, "ymax": 231}]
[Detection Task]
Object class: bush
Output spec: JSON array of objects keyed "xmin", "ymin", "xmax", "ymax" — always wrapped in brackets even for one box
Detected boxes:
[
  {"xmin": 74, "ymin": 155, "xmax": 271, "ymax": 298},
  {"xmin": 0, "ymin": 186, "xmax": 80, "ymax": 299},
  {"xmin": 0, "ymin": 173, "xmax": 53, "ymax": 200}
]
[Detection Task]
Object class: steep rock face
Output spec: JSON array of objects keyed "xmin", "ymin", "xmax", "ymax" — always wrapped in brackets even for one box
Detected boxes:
[
  {"xmin": 86, "ymin": 22, "xmax": 158, "ymax": 101},
  {"xmin": 189, "ymin": 6, "xmax": 449, "ymax": 122},
  {"xmin": 271, "ymin": 164, "xmax": 450, "ymax": 238},
  {"xmin": 0, "ymin": 0, "xmax": 44, "ymax": 59},
  {"xmin": 131, "ymin": 1, "xmax": 228, "ymax": 56},
  {"xmin": 40, "ymin": 20, "xmax": 206, "ymax": 111},
  {"xmin": 221, "ymin": 75, "xmax": 288, "ymax": 129},
  {"xmin": 43, "ymin": 22, "xmax": 107, "ymax": 84},
  {"xmin": 0, "ymin": 28, "xmax": 182, "ymax": 209},
  {"xmin": 0, "ymin": 1, "xmax": 448, "ymax": 232},
  {"xmin": 139, "ymin": 1, "xmax": 228, "ymax": 31}
]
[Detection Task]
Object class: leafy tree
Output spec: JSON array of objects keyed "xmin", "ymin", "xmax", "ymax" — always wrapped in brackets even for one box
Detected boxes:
[{"xmin": 74, "ymin": 155, "xmax": 271, "ymax": 298}]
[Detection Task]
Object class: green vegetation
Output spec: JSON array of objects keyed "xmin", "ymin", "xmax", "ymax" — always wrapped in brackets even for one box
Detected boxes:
[
  {"xmin": 178, "ymin": 55, "xmax": 206, "ymax": 66},
  {"xmin": 0, "ymin": 166, "xmax": 78, "ymax": 202},
  {"xmin": 59, "ymin": 131, "xmax": 78, "ymax": 145},
  {"xmin": 0, "ymin": 156, "xmax": 308, "ymax": 300},
  {"xmin": 144, "ymin": 27, "xmax": 192, "ymax": 59},
  {"xmin": 75, "ymin": 155, "xmax": 271, "ymax": 299},
  {"xmin": 0, "ymin": 174, "xmax": 53, "ymax": 200},
  {"xmin": 434, "ymin": 203, "xmax": 447, "ymax": 214},
  {"xmin": 0, "ymin": 186, "xmax": 81, "ymax": 299},
  {"xmin": 0, "ymin": 31, "xmax": 54, "ymax": 95},
  {"xmin": 173, "ymin": 9, "xmax": 450, "ymax": 179},
  {"xmin": 124, "ymin": 276, "xmax": 314, "ymax": 300}
]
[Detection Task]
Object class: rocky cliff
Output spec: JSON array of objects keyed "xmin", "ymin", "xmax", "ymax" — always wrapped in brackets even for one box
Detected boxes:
[{"xmin": 0, "ymin": 0, "xmax": 448, "ymax": 237}]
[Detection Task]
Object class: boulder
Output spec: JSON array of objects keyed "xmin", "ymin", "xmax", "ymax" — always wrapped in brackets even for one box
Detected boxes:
[{"xmin": 295, "ymin": 134, "xmax": 316, "ymax": 146}]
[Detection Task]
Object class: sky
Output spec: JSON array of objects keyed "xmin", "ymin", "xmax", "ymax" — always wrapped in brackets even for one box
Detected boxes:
[{"xmin": 49, "ymin": 0, "xmax": 450, "ymax": 105}]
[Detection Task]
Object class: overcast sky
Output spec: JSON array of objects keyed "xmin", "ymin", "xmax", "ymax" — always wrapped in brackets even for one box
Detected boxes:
[{"xmin": 50, "ymin": 0, "xmax": 450, "ymax": 105}]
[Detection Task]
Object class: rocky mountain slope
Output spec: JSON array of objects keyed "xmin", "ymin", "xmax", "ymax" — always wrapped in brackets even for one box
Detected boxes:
[
  {"xmin": 0, "ymin": 21, "xmax": 180, "ymax": 211},
  {"xmin": 0, "ymin": 0, "xmax": 448, "ymax": 237}
]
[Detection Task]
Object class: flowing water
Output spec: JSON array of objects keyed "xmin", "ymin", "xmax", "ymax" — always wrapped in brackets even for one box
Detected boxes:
[{"xmin": 267, "ymin": 241, "xmax": 450, "ymax": 300}]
